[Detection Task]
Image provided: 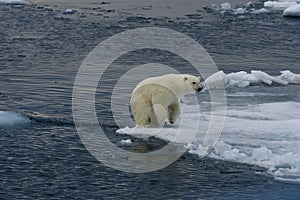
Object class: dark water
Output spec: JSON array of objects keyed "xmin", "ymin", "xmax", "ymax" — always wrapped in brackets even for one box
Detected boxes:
[{"xmin": 1, "ymin": 2, "xmax": 300, "ymax": 199}]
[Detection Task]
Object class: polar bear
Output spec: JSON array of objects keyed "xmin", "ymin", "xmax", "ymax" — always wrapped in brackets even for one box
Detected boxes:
[{"xmin": 130, "ymin": 74, "xmax": 203, "ymax": 127}]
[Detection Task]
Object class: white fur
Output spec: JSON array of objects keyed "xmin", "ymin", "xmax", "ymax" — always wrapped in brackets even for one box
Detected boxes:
[{"xmin": 130, "ymin": 74, "xmax": 201, "ymax": 127}]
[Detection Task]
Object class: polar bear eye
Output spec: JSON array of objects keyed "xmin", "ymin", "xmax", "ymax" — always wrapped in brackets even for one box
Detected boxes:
[{"xmin": 192, "ymin": 82, "xmax": 196, "ymax": 84}]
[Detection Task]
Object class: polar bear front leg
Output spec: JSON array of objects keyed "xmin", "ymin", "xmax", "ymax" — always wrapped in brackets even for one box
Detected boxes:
[{"xmin": 168, "ymin": 99, "xmax": 180, "ymax": 125}]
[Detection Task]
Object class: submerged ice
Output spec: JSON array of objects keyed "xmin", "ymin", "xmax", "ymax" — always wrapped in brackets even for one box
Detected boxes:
[{"xmin": 0, "ymin": 111, "xmax": 30, "ymax": 127}]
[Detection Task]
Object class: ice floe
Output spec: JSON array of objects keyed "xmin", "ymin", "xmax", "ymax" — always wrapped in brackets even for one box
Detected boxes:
[
  {"xmin": 204, "ymin": 70, "xmax": 300, "ymax": 89},
  {"xmin": 283, "ymin": 4, "xmax": 300, "ymax": 16},
  {"xmin": 0, "ymin": 0, "xmax": 28, "ymax": 5},
  {"xmin": 0, "ymin": 111, "xmax": 30, "ymax": 127}
]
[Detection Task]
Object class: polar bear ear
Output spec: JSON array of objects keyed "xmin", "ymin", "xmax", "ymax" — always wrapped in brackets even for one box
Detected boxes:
[{"xmin": 184, "ymin": 76, "xmax": 188, "ymax": 81}]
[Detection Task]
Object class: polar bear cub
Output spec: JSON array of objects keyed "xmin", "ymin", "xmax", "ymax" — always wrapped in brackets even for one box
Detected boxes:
[{"xmin": 130, "ymin": 74, "xmax": 202, "ymax": 128}]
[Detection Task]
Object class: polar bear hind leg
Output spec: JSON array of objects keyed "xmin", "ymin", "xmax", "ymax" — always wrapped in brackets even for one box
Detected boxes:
[
  {"xmin": 130, "ymin": 95, "xmax": 152, "ymax": 127},
  {"xmin": 151, "ymin": 92, "xmax": 170, "ymax": 127},
  {"xmin": 168, "ymin": 99, "xmax": 180, "ymax": 124},
  {"xmin": 151, "ymin": 104, "xmax": 168, "ymax": 127}
]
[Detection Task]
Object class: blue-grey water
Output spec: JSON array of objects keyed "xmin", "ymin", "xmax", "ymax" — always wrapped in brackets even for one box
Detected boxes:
[{"xmin": 1, "ymin": 2, "xmax": 300, "ymax": 199}]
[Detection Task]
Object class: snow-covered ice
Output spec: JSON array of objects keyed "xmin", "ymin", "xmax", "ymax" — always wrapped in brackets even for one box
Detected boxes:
[
  {"xmin": 205, "ymin": 1, "xmax": 300, "ymax": 17},
  {"xmin": 205, "ymin": 2, "xmax": 270, "ymax": 15},
  {"xmin": 263, "ymin": 0, "xmax": 300, "ymax": 17},
  {"xmin": 283, "ymin": 4, "xmax": 300, "ymax": 16},
  {"xmin": 204, "ymin": 70, "xmax": 299, "ymax": 89},
  {"xmin": 0, "ymin": 0, "xmax": 28, "ymax": 5},
  {"xmin": 264, "ymin": 1, "xmax": 298, "ymax": 10},
  {"xmin": 118, "ymin": 100, "xmax": 300, "ymax": 182}
]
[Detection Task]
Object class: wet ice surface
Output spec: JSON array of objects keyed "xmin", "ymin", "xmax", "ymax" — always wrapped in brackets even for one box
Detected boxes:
[{"xmin": 1, "ymin": 1, "xmax": 300, "ymax": 199}]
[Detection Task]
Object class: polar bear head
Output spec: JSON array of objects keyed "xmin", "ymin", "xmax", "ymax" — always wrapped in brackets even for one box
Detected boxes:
[{"xmin": 183, "ymin": 74, "xmax": 203, "ymax": 94}]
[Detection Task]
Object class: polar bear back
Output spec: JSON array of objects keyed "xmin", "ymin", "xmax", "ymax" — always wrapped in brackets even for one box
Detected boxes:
[{"xmin": 133, "ymin": 74, "xmax": 196, "ymax": 98}]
